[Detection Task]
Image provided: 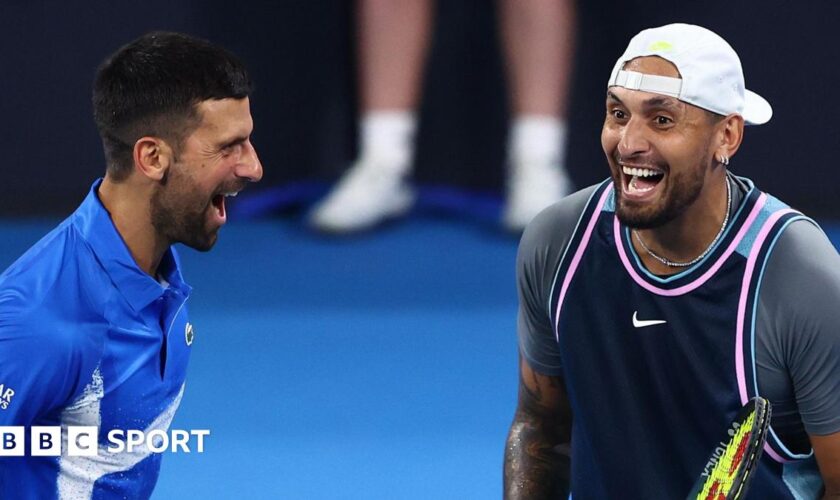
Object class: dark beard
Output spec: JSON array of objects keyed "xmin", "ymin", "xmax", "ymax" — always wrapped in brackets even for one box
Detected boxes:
[
  {"xmin": 150, "ymin": 171, "xmax": 218, "ymax": 252},
  {"xmin": 613, "ymin": 162, "xmax": 706, "ymax": 230}
]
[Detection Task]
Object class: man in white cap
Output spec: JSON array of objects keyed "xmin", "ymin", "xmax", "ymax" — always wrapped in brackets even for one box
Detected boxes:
[{"xmin": 504, "ymin": 24, "xmax": 840, "ymax": 498}]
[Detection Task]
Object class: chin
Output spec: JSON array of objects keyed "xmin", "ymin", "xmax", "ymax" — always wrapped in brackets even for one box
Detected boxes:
[
  {"xmin": 616, "ymin": 195, "xmax": 687, "ymax": 229},
  {"xmin": 195, "ymin": 236, "xmax": 218, "ymax": 252},
  {"xmin": 614, "ymin": 194, "xmax": 651, "ymax": 229},
  {"xmin": 180, "ymin": 231, "xmax": 218, "ymax": 252},
  {"xmin": 616, "ymin": 209, "xmax": 667, "ymax": 229},
  {"xmin": 190, "ymin": 242, "xmax": 216, "ymax": 253}
]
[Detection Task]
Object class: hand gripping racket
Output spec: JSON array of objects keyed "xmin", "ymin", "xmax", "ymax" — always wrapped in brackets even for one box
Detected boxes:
[{"xmin": 687, "ymin": 397, "xmax": 772, "ymax": 500}]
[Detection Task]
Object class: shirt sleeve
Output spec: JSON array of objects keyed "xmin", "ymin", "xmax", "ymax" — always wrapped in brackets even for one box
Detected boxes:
[
  {"xmin": 757, "ymin": 219, "xmax": 840, "ymax": 436},
  {"xmin": 517, "ymin": 186, "xmax": 599, "ymax": 375},
  {"xmin": 0, "ymin": 291, "xmax": 84, "ymax": 426}
]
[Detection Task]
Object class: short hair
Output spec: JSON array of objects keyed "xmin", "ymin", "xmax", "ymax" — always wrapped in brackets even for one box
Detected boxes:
[{"xmin": 92, "ymin": 31, "xmax": 252, "ymax": 180}]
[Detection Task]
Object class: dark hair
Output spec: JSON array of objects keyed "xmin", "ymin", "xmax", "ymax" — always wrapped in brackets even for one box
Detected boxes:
[{"xmin": 93, "ymin": 31, "xmax": 252, "ymax": 180}]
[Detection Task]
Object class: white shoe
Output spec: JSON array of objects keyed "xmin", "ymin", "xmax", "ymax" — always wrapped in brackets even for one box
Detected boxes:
[
  {"xmin": 503, "ymin": 160, "xmax": 573, "ymax": 232},
  {"xmin": 309, "ymin": 159, "xmax": 415, "ymax": 233}
]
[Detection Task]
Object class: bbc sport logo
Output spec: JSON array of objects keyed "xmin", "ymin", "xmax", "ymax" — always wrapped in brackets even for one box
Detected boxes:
[{"xmin": 0, "ymin": 426, "xmax": 210, "ymax": 457}]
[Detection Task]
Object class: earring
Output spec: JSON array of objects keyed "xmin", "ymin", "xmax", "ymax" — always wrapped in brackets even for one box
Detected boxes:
[{"xmin": 718, "ymin": 154, "xmax": 729, "ymax": 166}]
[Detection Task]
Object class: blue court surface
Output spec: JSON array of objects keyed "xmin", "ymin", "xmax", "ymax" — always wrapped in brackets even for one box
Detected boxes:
[{"xmin": 1, "ymin": 215, "xmax": 838, "ymax": 499}]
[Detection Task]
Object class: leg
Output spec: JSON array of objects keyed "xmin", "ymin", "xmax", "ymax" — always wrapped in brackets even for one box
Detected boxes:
[
  {"xmin": 310, "ymin": 0, "xmax": 434, "ymax": 233},
  {"xmin": 500, "ymin": 0, "xmax": 577, "ymax": 231},
  {"xmin": 358, "ymin": 0, "xmax": 432, "ymax": 111},
  {"xmin": 500, "ymin": 0, "xmax": 575, "ymax": 118}
]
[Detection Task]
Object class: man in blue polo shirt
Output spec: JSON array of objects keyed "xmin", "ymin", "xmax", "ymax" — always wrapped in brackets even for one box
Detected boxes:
[{"xmin": 0, "ymin": 32, "xmax": 262, "ymax": 498}]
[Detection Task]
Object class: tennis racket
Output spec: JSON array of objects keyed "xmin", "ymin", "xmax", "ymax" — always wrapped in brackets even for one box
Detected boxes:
[{"xmin": 686, "ymin": 397, "xmax": 771, "ymax": 500}]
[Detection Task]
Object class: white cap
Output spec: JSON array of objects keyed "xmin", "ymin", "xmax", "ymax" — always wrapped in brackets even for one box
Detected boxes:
[{"xmin": 608, "ymin": 23, "xmax": 772, "ymax": 125}]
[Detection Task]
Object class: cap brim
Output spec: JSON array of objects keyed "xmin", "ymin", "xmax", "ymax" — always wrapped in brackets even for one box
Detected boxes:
[{"xmin": 743, "ymin": 90, "xmax": 772, "ymax": 125}]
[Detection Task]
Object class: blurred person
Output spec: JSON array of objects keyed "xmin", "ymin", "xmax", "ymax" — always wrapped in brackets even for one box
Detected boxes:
[
  {"xmin": 0, "ymin": 32, "xmax": 262, "ymax": 498},
  {"xmin": 309, "ymin": 0, "xmax": 576, "ymax": 233},
  {"xmin": 504, "ymin": 24, "xmax": 840, "ymax": 497}
]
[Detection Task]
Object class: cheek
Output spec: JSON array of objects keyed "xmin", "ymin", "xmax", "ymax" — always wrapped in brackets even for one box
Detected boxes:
[
  {"xmin": 601, "ymin": 125, "xmax": 618, "ymax": 158},
  {"xmin": 202, "ymin": 162, "xmax": 232, "ymax": 187},
  {"xmin": 669, "ymin": 126, "xmax": 714, "ymax": 165},
  {"xmin": 665, "ymin": 143, "xmax": 705, "ymax": 175},
  {"xmin": 170, "ymin": 174, "xmax": 211, "ymax": 210},
  {"xmin": 187, "ymin": 166, "xmax": 220, "ymax": 196}
]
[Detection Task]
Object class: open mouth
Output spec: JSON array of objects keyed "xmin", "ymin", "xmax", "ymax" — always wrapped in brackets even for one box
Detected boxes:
[
  {"xmin": 211, "ymin": 194, "xmax": 226, "ymax": 221},
  {"xmin": 210, "ymin": 190, "xmax": 241, "ymax": 224},
  {"xmin": 621, "ymin": 165, "xmax": 665, "ymax": 197}
]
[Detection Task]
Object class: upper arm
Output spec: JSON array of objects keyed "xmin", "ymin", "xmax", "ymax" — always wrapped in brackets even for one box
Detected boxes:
[
  {"xmin": 512, "ymin": 187, "xmax": 596, "ymax": 440},
  {"xmin": 516, "ymin": 186, "xmax": 597, "ymax": 376},
  {"xmin": 516, "ymin": 354, "xmax": 572, "ymax": 441},
  {"xmin": 769, "ymin": 222, "xmax": 840, "ymax": 433},
  {"xmin": 0, "ymin": 299, "xmax": 81, "ymax": 425},
  {"xmin": 760, "ymin": 220, "xmax": 840, "ymax": 489}
]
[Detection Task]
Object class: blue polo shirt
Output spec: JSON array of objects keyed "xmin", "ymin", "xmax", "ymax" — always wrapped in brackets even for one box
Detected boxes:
[{"xmin": 0, "ymin": 179, "xmax": 194, "ymax": 499}]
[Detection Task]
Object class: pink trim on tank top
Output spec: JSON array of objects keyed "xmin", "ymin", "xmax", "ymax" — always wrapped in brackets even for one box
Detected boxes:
[
  {"xmin": 734, "ymin": 207, "xmax": 796, "ymax": 463},
  {"xmin": 554, "ymin": 186, "xmax": 613, "ymax": 341},
  {"xmin": 613, "ymin": 193, "xmax": 768, "ymax": 296}
]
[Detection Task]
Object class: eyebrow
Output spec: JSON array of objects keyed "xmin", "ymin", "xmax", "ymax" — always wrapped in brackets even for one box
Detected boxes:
[
  {"xmin": 606, "ymin": 91, "xmax": 623, "ymax": 104},
  {"xmin": 606, "ymin": 91, "xmax": 682, "ymax": 114},
  {"xmin": 642, "ymin": 96, "xmax": 682, "ymax": 113},
  {"xmin": 219, "ymin": 136, "xmax": 248, "ymax": 150}
]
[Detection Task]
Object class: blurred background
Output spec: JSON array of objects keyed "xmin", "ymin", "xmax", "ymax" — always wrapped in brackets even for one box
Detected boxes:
[
  {"xmin": 3, "ymin": 0, "xmax": 839, "ymax": 218},
  {"xmin": 1, "ymin": 1, "xmax": 838, "ymax": 498}
]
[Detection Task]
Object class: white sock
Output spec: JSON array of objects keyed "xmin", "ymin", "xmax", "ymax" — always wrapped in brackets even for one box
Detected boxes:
[
  {"xmin": 508, "ymin": 115, "xmax": 568, "ymax": 167},
  {"xmin": 357, "ymin": 111, "xmax": 417, "ymax": 175}
]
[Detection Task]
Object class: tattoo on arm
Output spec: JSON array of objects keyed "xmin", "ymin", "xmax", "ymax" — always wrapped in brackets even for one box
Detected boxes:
[{"xmin": 504, "ymin": 359, "xmax": 572, "ymax": 499}]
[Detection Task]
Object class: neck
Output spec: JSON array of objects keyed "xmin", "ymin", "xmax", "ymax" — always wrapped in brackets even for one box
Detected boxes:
[
  {"xmin": 98, "ymin": 175, "xmax": 169, "ymax": 277},
  {"xmin": 632, "ymin": 172, "xmax": 729, "ymax": 275}
]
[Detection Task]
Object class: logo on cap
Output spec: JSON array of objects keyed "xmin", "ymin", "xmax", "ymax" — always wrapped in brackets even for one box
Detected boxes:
[{"xmin": 648, "ymin": 41, "xmax": 674, "ymax": 52}]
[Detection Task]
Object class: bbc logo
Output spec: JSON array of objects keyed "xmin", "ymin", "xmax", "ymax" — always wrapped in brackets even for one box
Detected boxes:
[
  {"xmin": 0, "ymin": 426, "xmax": 97, "ymax": 457},
  {"xmin": 0, "ymin": 426, "xmax": 210, "ymax": 456}
]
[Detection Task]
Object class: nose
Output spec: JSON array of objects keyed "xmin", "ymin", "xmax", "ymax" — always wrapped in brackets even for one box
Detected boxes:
[
  {"xmin": 617, "ymin": 117, "xmax": 649, "ymax": 159},
  {"xmin": 236, "ymin": 140, "xmax": 263, "ymax": 183}
]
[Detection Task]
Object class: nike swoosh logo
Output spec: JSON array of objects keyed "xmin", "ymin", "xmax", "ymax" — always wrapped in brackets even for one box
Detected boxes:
[{"xmin": 632, "ymin": 311, "xmax": 667, "ymax": 328}]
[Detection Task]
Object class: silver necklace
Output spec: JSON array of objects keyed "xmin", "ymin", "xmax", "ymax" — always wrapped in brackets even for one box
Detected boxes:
[{"xmin": 633, "ymin": 177, "xmax": 731, "ymax": 268}]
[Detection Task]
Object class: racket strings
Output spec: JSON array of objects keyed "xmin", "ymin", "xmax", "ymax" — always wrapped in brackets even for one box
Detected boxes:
[
  {"xmin": 698, "ymin": 412, "xmax": 756, "ymax": 498},
  {"xmin": 688, "ymin": 398, "xmax": 771, "ymax": 500}
]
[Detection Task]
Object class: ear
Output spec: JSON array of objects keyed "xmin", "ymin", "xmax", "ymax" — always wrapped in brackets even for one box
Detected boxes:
[
  {"xmin": 132, "ymin": 136, "xmax": 174, "ymax": 181},
  {"xmin": 715, "ymin": 114, "xmax": 745, "ymax": 164}
]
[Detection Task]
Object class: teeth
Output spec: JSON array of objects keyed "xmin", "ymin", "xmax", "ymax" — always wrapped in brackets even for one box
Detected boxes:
[
  {"xmin": 622, "ymin": 166, "xmax": 661, "ymax": 178},
  {"xmin": 629, "ymin": 176, "xmax": 656, "ymax": 193},
  {"xmin": 224, "ymin": 192, "xmax": 239, "ymax": 198}
]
